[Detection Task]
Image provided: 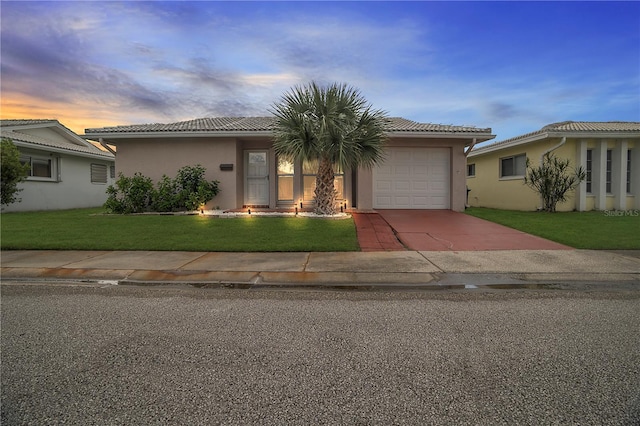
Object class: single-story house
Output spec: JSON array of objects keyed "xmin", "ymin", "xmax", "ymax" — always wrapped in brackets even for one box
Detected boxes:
[
  {"xmin": 466, "ymin": 121, "xmax": 640, "ymax": 212},
  {"xmin": 85, "ymin": 117, "xmax": 494, "ymax": 212},
  {"xmin": 1, "ymin": 119, "xmax": 116, "ymax": 212}
]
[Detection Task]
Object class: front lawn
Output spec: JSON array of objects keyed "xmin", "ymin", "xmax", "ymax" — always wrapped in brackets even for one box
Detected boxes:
[
  {"xmin": 465, "ymin": 207, "xmax": 640, "ymax": 249},
  {"xmin": 0, "ymin": 208, "xmax": 359, "ymax": 252}
]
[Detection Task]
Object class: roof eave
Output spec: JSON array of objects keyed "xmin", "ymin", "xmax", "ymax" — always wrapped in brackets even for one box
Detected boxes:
[
  {"xmin": 83, "ymin": 130, "xmax": 275, "ymax": 142},
  {"xmin": 468, "ymin": 130, "xmax": 640, "ymax": 158},
  {"xmin": 12, "ymin": 140, "xmax": 115, "ymax": 160},
  {"xmin": 88, "ymin": 130, "xmax": 496, "ymax": 145},
  {"xmin": 387, "ymin": 131, "xmax": 495, "ymax": 143}
]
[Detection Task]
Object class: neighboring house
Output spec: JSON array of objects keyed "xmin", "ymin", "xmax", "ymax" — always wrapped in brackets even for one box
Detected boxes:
[
  {"xmin": 85, "ymin": 117, "xmax": 494, "ymax": 212},
  {"xmin": 1, "ymin": 119, "xmax": 115, "ymax": 212},
  {"xmin": 466, "ymin": 121, "xmax": 640, "ymax": 212}
]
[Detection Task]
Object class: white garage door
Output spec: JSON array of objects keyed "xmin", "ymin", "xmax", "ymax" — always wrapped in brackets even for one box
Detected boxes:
[{"xmin": 373, "ymin": 147, "xmax": 450, "ymax": 209}]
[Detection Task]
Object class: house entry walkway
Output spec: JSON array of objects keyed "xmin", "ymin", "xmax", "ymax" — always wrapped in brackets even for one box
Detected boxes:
[{"xmin": 353, "ymin": 210, "xmax": 571, "ymax": 252}]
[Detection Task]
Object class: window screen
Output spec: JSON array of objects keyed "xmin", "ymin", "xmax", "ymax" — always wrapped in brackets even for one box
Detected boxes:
[{"xmin": 91, "ymin": 163, "xmax": 108, "ymax": 184}]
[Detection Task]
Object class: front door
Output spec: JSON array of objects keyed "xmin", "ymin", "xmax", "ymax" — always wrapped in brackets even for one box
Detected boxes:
[{"xmin": 245, "ymin": 150, "xmax": 269, "ymax": 206}]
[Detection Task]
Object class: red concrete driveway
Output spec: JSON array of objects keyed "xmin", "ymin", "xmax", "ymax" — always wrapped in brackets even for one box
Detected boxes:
[{"xmin": 355, "ymin": 210, "xmax": 571, "ymax": 251}]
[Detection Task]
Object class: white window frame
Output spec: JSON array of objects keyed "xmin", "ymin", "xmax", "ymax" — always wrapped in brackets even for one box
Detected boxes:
[
  {"xmin": 19, "ymin": 152, "xmax": 58, "ymax": 182},
  {"xmin": 500, "ymin": 153, "xmax": 527, "ymax": 179},
  {"xmin": 276, "ymin": 156, "xmax": 295, "ymax": 202},
  {"xmin": 606, "ymin": 149, "xmax": 612, "ymax": 194},
  {"xmin": 626, "ymin": 149, "xmax": 632, "ymax": 194},
  {"xmin": 586, "ymin": 149, "xmax": 593, "ymax": 193}
]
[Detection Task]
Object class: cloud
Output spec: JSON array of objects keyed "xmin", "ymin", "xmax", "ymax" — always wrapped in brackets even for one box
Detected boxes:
[
  {"xmin": 1, "ymin": 1, "xmax": 433, "ymax": 130},
  {"xmin": 1, "ymin": 0, "xmax": 637, "ymax": 141}
]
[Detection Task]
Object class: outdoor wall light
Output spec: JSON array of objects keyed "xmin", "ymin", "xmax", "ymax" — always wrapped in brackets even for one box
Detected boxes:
[
  {"xmin": 219, "ymin": 164, "xmax": 234, "ymax": 171},
  {"xmin": 299, "ymin": 199, "xmax": 303, "ymax": 209}
]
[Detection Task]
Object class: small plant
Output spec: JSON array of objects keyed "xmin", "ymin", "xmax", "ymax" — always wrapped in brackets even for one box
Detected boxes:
[
  {"xmin": 1, "ymin": 138, "xmax": 30, "ymax": 207},
  {"xmin": 152, "ymin": 175, "xmax": 178, "ymax": 212},
  {"xmin": 524, "ymin": 153, "xmax": 586, "ymax": 212},
  {"xmin": 105, "ymin": 173, "xmax": 154, "ymax": 214},
  {"xmin": 173, "ymin": 165, "xmax": 220, "ymax": 211}
]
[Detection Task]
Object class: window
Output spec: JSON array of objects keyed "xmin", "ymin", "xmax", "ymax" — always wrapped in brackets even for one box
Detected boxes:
[
  {"xmin": 500, "ymin": 154, "xmax": 526, "ymax": 178},
  {"xmin": 606, "ymin": 149, "xmax": 612, "ymax": 193},
  {"xmin": 586, "ymin": 149, "xmax": 593, "ymax": 193},
  {"xmin": 20, "ymin": 154, "xmax": 54, "ymax": 180},
  {"xmin": 277, "ymin": 157, "xmax": 294, "ymax": 202},
  {"xmin": 91, "ymin": 163, "xmax": 107, "ymax": 184},
  {"xmin": 302, "ymin": 160, "xmax": 344, "ymax": 202},
  {"xmin": 110, "ymin": 165, "xmax": 116, "ymax": 179},
  {"xmin": 467, "ymin": 164, "xmax": 475, "ymax": 177},
  {"xmin": 627, "ymin": 150, "xmax": 632, "ymax": 194}
]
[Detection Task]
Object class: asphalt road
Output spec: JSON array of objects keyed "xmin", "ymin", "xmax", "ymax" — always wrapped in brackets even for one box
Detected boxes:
[{"xmin": 2, "ymin": 283, "xmax": 639, "ymax": 425}]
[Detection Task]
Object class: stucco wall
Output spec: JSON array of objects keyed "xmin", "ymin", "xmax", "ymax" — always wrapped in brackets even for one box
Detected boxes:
[
  {"xmin": 467, "ymin": 139, "xmax": 581, "ymax": 211},
  {"xmin": 115, "ymin": 137, "xmax": 239, "ymax": 209},
  {"xmin": 4, "ymin": 150, "xmax": 114, "ymax": 212},
  {"xmin": 112, "ymin": 135, "xmax": 476, "ymax": 211},
  {"xmin": 467, "ymin": 138, "xmax": 639, "ymax": 211}
]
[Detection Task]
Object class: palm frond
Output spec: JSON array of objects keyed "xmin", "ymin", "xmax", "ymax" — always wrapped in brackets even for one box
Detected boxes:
[{"xmin": 270, "ymin": 81, "xmax": 389, "ymax": 214}]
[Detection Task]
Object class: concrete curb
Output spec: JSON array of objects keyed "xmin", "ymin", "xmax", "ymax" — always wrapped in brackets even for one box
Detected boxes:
[{"xmin": 3, "ymin": 267, "xmax": 639, "ymax": 292}]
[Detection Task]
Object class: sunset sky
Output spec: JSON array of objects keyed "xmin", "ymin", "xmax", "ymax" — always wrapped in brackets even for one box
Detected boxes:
[{"xmin": 1, "ymin": 1, "xmax": 638, "ymax": 143}]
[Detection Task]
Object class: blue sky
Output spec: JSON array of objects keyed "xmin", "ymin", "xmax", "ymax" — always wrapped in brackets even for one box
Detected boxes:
[{"xmin": 1, "ymin": 1, "xmax": 638, "ymax": 143}]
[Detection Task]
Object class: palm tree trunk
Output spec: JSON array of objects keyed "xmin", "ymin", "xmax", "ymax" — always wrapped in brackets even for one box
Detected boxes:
[{"xmin": 314, "ymin": 157, "xmax": 337, "ymax": 215}]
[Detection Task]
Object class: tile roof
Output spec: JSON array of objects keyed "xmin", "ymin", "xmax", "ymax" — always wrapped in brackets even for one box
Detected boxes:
[
  {"xmin": 540, "ymin": 121, "xmax": 640, "ymax": 132},
  {"xmin": 0, "ymin": 119, "xmax": 59, "ymax": 127},
  {"xmin": 469, "ymin": 121, "xmax": 640, "ymax": 156},
  {"xmin": 85, "ymin": 116, "xmax": 492, "ymax": 135},
  {"xmin": 1, "ymin": 120, "xmax": 114, "ymax": 159}
]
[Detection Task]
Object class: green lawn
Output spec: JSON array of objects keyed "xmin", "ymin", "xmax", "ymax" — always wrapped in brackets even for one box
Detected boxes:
[
  {"xmin": 465, "ymin": 207, "xmax": 640, "ymax": 249},
  {"xmin": 0, "ymin": 208, "xmax": 359, "ymax": 252}
]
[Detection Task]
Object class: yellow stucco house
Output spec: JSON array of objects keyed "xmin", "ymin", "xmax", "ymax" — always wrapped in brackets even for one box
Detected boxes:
[{"xmin": 466, "ymin": 121, "xmax": 640, "ymax": 212}]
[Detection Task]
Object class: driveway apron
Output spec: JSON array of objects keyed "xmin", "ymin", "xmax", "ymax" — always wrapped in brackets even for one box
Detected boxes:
[{"xmin": 371, "ymin": 210, "xmax": 572, "ymax": 251}]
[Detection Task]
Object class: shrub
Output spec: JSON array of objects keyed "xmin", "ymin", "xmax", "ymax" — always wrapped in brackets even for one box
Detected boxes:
[
  {"xmin": 152, "ymin": 175, "xmax": 178, "ymax": 212},
  {"xmin": 105, "ymin": 173, "xmax": 154, "ymax": 214},
  {"xmin": 524, "ymin": 153, "xmax": 586, "ymax": 212},
  {"xmin": 1, "ymin": 138, "xmax": 30, "ymax": 207},
  {"xmin": 173, "ymin": 165, "xmax": 220, "ymax": 211},
  {"xmin": 105, "ymin": 165, "xmax": 220, "ymax": 214}
]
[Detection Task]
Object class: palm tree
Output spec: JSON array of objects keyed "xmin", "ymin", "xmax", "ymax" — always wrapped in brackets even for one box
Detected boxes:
[{"xmin": 271, "ymin": 81, "xmax": 389, "ymax": 215}]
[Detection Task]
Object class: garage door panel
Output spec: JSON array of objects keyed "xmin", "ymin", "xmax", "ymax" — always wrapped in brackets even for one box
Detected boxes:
[
  {"xmin": 430, "ymin": 149, "xmax": 449, "ymax": 161},
  {"xmin": 412, "ymin": 196, "xmax": 428, "ymax": 207},
  {"xmin": 393, "ymin": 166, "xmax": 410, "ymax": 176},
  {"xmin": 412, "ymin": 180, "xmax": 428, "ymax": 191},
  {"xmin": 430, "ymin": 180, "xmax": 447, "ymax": 191},
  {"xmin": 412, "ymin": 150, "xmax": 429, "ymax": 162},
  {"xmin": 373, "ymin": 148, "xmax": 450, "ymax": 209},
  {"xmin": 375, "ymin": 195, "xmax": 392, "ymax": 207},
  {"xmin": 395, "ymin": 180, "xmax": 411, "ymax": 191},
  {"xmin": 376, "ymin": 179, "xmax": 392, "ymax": 191},
  {"xmin": 394, "ymin": 151, "xmax": 413, "ymax": 162},
  {"xmin": 411, "ymin": 166, "xmax": 428, "ymax": 176}
]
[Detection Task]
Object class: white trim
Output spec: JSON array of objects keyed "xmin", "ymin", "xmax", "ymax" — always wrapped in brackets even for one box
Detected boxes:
[
  {"xmin": 469, "ymin": 131, "xmax": 640, "ymax": 158},
  {"xmin": 89, "ymin": 130, "xmax": 495, "ymax": 145},
  {"xmin": 12, "ymin": 140, "xmax": 114, "ymax": 161},
  {"xmin": 244, "ymin": 150, "xmax": 270, "ymax": 206}
]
